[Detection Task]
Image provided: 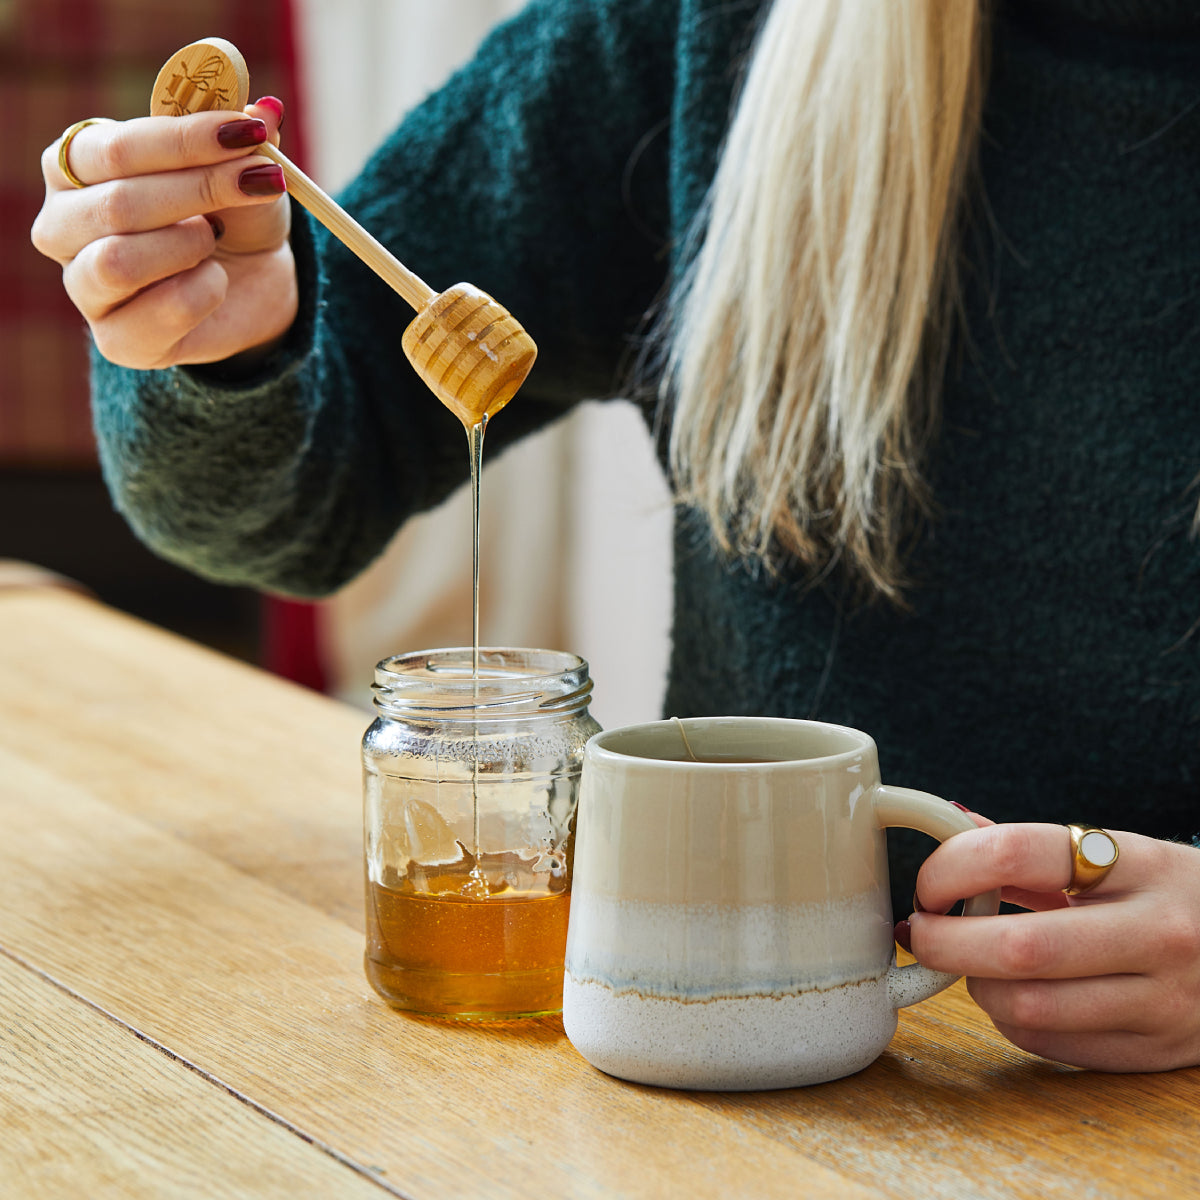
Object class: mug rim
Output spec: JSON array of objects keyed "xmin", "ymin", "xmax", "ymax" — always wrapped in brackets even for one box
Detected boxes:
[{"xmin": 586, "ymin": 716, "xmax": 876, "ymax": 770}]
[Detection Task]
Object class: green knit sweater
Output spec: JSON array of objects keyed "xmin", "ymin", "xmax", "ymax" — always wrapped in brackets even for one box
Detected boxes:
[{"xmin": 91, "ymin": 0, "xmax": 1199, "ymax": 893}]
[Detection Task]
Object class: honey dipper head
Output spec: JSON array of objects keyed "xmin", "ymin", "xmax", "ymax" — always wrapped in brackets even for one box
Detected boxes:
[{"xmin": 401, "ymin": 284, "xmax": 537, "ymax": 427}]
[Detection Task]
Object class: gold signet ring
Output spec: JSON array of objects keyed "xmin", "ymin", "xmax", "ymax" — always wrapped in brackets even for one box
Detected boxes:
[
  {"xmin": 1064, "ymin": 824, "xmax": 1119, "ymax": 895},
  {"xmin": 58, "ymin": 118, "xmax": 111, "ymax": 188}
]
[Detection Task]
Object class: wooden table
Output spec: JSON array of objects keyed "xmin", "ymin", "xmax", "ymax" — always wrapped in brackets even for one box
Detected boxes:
[{"xmin": 1, "ymin": 584, "xmax": 1196, "ymax": 1199}]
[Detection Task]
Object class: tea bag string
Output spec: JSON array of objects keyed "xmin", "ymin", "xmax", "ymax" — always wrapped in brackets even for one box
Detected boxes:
[{"xmin": 672, "ymin": 717, "xmax": 699, "ymax": 762}]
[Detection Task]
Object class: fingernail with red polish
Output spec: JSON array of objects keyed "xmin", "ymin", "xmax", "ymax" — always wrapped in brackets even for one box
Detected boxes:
[
  {"xmin": 238, "ymin": 164, "xmax": 285, "ymax": 196},
  {"xmin": 894, "ymin": 920, "xmax": 912, "ymax": 953},
  {"xmin": 218, "ymin": 118, "xmax": 267, "ymax": 149},
  {"xmin": 950, "ymin": 801, "xmax": 971, "ymax": 813},
  {"xmin": 204, "ymin": 214, "xmax": 225, "ymax": 240},
  {"xmin": 253, "ymin": 96, "xmax": 285, "ymax": 129}
]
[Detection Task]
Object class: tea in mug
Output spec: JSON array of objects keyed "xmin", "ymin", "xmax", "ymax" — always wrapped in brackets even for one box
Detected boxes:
[{"xmin": 667, "ymin": 753, "xmax": 783, "ymax": 764}]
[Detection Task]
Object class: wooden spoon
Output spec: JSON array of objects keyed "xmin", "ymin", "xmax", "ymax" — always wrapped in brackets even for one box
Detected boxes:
[{"xmin": 151, "ymin": 38, "xmax": 536, "ymax": 426}]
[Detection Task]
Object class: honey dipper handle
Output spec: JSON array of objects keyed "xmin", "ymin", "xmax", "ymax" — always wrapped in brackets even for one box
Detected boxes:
[{"xmin": 258, "ymin": 143, "xmax": 434, "ymax": 312}]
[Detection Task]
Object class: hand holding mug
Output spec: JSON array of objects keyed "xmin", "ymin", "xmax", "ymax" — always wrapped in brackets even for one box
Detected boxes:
[{"xmin": 907, "ymin": 818, "xmax": 1200, "ymax": 1072}]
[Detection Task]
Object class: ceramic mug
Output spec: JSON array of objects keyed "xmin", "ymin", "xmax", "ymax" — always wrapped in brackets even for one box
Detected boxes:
[{"xmin": 562, "ymin": 717, "xmax": 1000, "ymax": 1090}]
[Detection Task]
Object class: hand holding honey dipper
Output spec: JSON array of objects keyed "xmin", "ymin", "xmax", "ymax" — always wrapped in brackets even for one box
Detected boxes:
[{"xmin": 32, "ymin": 38, "xmax": 535, "ymax": 427}]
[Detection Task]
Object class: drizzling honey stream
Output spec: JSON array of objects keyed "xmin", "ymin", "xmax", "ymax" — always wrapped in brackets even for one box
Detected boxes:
[
  {"xmin": 464, "ymin": 415, "xmax": 490, "ymax": 900},
  {"xmin": 150, "ymin": 37, "xmax": 538, "ymax": 902}
]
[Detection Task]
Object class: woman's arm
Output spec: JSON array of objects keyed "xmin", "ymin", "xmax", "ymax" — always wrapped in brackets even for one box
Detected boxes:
[{"xmin": 86, "ymin": 0, "xmax": 678, "ymax": 596}]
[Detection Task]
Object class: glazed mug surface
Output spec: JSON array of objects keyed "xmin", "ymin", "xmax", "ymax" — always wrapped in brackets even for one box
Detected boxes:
[{"xmin": 562, "ymin": 716, "xmax": 1000, "ymax": 1090}]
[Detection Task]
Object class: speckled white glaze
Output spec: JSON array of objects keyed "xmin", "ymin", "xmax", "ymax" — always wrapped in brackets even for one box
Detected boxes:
[{"xmin": 562, "ymin": 971, "xmax": 896, "ymax": 1091}]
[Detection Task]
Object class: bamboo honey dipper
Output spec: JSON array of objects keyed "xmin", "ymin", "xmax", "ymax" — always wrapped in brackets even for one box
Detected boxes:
[{"xmin": 151, "ymin": 38, "xmax": 536, "ymax": 427}]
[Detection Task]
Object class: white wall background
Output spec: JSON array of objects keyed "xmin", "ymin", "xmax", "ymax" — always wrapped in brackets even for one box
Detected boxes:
[{"xmin": 292, "ymin": 0, "xmax": 673, "ymax": 730}]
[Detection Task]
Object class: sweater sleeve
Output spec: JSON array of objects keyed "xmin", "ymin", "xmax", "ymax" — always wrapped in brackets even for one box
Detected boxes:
[{"xmin": 90, "ymin": 0, "xmax": 678, "ymax": 597}]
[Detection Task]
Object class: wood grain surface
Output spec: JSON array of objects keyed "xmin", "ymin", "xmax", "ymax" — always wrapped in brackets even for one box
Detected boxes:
[
  {"xmin": 0, "ymin": 586, "xmax": 1197, "ymax": 1199},
  {"xmin": 0, "ymin": 953, "xmax": 386, "ymax": 1199}
]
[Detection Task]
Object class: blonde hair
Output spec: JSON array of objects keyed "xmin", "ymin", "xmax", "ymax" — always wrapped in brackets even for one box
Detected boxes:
[{"xmin": 659, "ymin": 0, "xmax": 987, "ymax": 599}]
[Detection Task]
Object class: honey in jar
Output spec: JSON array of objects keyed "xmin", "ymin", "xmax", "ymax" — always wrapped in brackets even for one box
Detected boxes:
[{"xmin": 362, "ymin": 647, "xmax": 599, "ymax": 1020}]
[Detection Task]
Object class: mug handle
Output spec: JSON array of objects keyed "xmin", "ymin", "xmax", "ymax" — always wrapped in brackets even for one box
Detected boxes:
[{"xmin": 873, "ymin": 784, "xmax": 1001, "ymax": 1010}]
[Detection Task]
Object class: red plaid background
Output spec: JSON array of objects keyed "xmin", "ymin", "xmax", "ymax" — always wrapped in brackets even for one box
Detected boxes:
[
  {"xmin": 1, "ymin": 0, "xmax": 327, "ymax": 692},
  {"xmin": 0, "ymin": 0, "xmax": 302, "ymax": 466}
]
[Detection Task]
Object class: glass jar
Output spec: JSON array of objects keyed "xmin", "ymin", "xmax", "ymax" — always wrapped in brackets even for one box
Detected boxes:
[{"xmin": 362, "ymin": 647, "xmax": 601, "ymax": 1020}]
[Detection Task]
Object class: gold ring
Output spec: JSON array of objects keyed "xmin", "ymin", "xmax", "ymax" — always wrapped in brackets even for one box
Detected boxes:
[
  {"xmin": 57, "ymin": 118, "xmax": 110, "ymax": 188},
  {"xmin": 1064, "ymin": 824, "xmax": 1119, "ymax": 895}
]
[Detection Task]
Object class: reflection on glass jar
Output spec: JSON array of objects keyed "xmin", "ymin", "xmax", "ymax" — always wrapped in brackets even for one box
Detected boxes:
[{"xmin": 362, "ymin": 647, "xmax": 600, "ymax": 1020}]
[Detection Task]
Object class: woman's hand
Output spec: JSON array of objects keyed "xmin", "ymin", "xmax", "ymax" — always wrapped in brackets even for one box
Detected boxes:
[
  {"xmin": 30, "ymin": 102, "xmax": 296, "ymax": 370},
  {"xmin": 906, "ymin": 819, "xmax": 1200, "ymax": 1072}
]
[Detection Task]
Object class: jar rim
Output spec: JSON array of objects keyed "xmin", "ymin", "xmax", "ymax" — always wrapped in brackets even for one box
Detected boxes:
[{"xmin": 372, "ymin": 646, "xmax": 594, "ymax": 720}]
